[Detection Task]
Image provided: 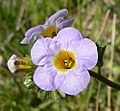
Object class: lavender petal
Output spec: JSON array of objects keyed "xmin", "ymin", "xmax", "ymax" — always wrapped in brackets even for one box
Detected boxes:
[
  {"xmin": 45, "ymin": 9, "xmax": 68, "ymax": 25},
  {"xmin": 59, "ymin": 68, "xmax": 90, "ymax": 95},
  {"xmin": 33, "ymin": 66, "xmax": 57, "ymax": 91},
  {"xmin": 57, "ymin": 18, "xmax": 74, "ymax": 31}
]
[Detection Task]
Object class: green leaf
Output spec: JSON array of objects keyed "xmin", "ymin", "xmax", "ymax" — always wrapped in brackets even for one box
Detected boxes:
[
  {"xmin": 37, "ymin": 90, "xmax": 49, "ymax": 101},
  {"xmin": 57, "ymin": 89, "xmax": 66, "ymax": 98},
  {"xmin": 51, "ymin": 91, "xmax": 60, "ymax": 101},
  {"xmin": 23, "ymin": 78, "xmax": 35, "ymax": 89}
]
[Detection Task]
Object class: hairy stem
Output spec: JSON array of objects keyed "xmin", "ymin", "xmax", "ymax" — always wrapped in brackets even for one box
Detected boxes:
[{"xmin": 89, "ymin": 70, "xmax": 120, "ymax": 90}]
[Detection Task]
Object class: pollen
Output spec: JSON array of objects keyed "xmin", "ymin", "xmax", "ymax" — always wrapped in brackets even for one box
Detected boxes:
[
  {"xmin": 54, "ymin": 50, "xmax": 76, "ymax": 72},
  {"xmin": 41, "ymin": 25, "xmax": 57, "ymax": 38}
]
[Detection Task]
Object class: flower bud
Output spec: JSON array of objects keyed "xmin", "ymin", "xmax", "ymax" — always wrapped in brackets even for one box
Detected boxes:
[
  {"xmin": 7, "ymin": 54, "xmax": 18, "ymax": 73},
  {"xmin": 7, "ymin": 54, "xmax": 36, "ymax": 73}
]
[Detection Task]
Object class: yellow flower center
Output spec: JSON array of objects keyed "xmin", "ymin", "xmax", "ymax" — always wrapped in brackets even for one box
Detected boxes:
[
  {"xmin": 54, "ymin": 50, "xmax": 76, "ymax": 72},
  {"xmin": 40, "ymin": 25, "xmax": 57, "ymax": 38}
]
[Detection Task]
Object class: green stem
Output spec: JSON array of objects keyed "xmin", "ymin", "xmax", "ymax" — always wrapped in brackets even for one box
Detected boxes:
[
  {"xmin": 98, "ymin": 66, "xmax": 101, "ymax": 75},
  {"xmin": 89, "ymin": 70, "xmax": 120, "ymax": 90}
]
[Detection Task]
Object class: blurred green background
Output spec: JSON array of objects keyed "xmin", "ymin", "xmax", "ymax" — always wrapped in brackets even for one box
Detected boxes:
[{"xmin": 0, "ymin": 0, "xmax": 120, "ymax": 111}]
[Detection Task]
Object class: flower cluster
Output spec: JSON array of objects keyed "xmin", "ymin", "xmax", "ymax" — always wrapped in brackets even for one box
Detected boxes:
[{"xmin": 7, "ymin": 9, "xmax": 98, "ymax": 96}]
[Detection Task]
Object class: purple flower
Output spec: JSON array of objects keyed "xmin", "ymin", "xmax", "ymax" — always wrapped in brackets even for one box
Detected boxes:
[
  {"xmin": 21, "ymin": 9, "xmax": 74, "ymax": 44},
  {"xmin": 31, "ymin": 27, "xmax": 98, "ymax": 95}
]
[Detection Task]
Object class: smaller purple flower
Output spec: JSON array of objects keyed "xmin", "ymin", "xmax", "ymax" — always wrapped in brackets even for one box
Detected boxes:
[
  {"xmin": 31, "ymin": 27, "xmax": 98, "ymax": 95},
  {"xmin": 21, "ymin": 9, "xmax": 74, "ymax": 44}
]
